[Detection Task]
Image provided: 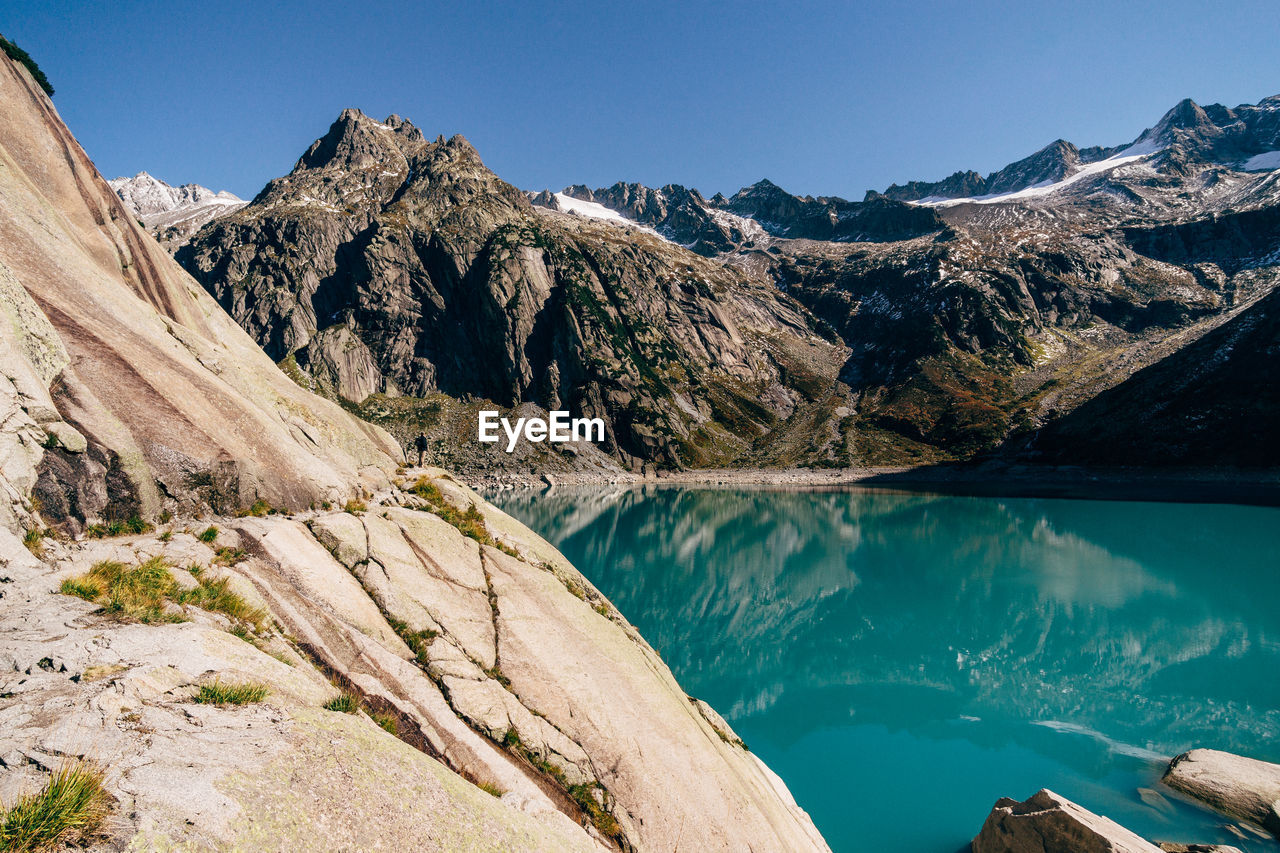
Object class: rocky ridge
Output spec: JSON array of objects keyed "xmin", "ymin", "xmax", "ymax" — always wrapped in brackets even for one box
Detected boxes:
[{"xmin": 878, "ymin": 95, "xmax": 1280, "ymax": 205}]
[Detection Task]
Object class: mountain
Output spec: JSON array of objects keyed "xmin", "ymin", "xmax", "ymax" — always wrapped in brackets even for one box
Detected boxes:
[
  {"xmin": 0, "ymin": 47, "xmax": 828, "ymax": 852},
  {"xmin": 738, "ymin": 95, "xmax": 1280, "ymax": 464},
  {"xmin": 1025, "ymin": 264, "xmax": 1280, "ymax": 467},
  {"xmin": 532, "ymin": 178, "xmax": 944, "ymax": 252},
  {"xmin": 109, "ymin": 171, "xmax": 246, "ymax": 249},
  {"xmin": 175, "ymin": 95, "xmax": 1280, "ymax": 472},
  {"xmin": 178, "ymin": 109, "xmax": 850, "ymax": 470},
  {"xmin": 877, "ymin": 94, "xmax": 1280, "ymax": 209}
]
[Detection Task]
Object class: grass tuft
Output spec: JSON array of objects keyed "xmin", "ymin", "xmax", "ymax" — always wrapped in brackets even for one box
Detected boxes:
[
  {"xmin": 60, "ymin": 557, "xmax": 182, "ymax": 624},
  {"xmin": 213, "ymin": 546, "xmax": 245, "ymax": 566},
  {"xmin": 173, "ymin": 574, "xmax": 265, "ymax": 630},
  {"xmin": 237, "ymin": 498, "xmax": 273, "ymax": 518},
  {"xmin": 407, "ymin": 477, "xmax": 508, "ymax": 549},
  {"xmin": 0, "ymin": 762, "xmax": 108, "ymax": 852},
  {"xmin": 60, "ymin": 557, "xmax": 262, "ymax": 632},
  {"xmin": 323, "ymin": 692, "xmax": 361, "ymax": 713},
  {"xmin": 343, "ymin": 498, "xmax": 367, "ymax": 515},
  {"xmin": 59, "ymin": 577, "xmax": 103, "ymax": 601},
  {"xmin": 194, "ymin": 680, "xmax": 268, "ymax": 706},
  {"xmin": 478, "ymin": 781, "xmax": 505, "ymax": 798},
  {"xmin": 196, "ymin": 526, "xmax": 219, "ymax": 543},
  {"xmin": 370, "ymin": 710, "xmax": 398, "ymax": 735},
  {"xmin": 568, "ymin": 783, "xmax": 621, "ymax": 839},
  {"xmin": 22, "ymin": 528, "xmax": 46, "ymax": 559},
  {"xmin": 385, "ymin": 616, "xmax": 438, "ymax": 667},
  {"xmin": 86, "ymin": 516, "xmax": 153, "ymax": 539}
]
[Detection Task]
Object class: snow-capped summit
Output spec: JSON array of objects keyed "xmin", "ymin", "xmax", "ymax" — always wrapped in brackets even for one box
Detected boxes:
[
  {"xmin": 109, "ymin": 172, "xmax": 246, "ymax": 249},
  {"xmin": 877, "ymin": 93, "xmax": 1280, "ymax": 208}
]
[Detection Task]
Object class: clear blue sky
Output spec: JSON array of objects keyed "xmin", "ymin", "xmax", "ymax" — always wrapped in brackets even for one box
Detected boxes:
[{"xmin": 3, "ymin": 1, "xmax": 1278, "ymax": 200}]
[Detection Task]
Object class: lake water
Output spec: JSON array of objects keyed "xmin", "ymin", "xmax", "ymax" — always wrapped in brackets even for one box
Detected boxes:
[{"xmin": 493, "ymin": 486, "xmax": 1280, "ymax": 852}]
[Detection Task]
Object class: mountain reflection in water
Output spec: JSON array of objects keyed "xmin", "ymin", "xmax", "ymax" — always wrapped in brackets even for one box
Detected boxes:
[{"xmin": 494, "ymin": 486, "xmax": 1280, "ymax": 852}]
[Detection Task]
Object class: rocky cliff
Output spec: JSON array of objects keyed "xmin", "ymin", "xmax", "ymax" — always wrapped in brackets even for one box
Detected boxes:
[
  {"xmin": 0, "ymin": 50, "xmax": 829, "ymax": 852},
  {"xmin": 178, "ymin": 109, "xmax": 849, "ymax": 469}
]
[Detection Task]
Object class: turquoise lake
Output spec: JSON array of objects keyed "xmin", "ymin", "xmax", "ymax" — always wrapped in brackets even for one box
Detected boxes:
[{"xmin": 493, "ymin": 486, "xmax": 1280, "ymax": 852}]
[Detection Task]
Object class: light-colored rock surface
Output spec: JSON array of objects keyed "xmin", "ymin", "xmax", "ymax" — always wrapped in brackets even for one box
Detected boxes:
[
  {"xmin": 0, "ymin": 531, "xmax": 598, "ymax": 852},
  {"xmin": 1163, "ymin": 749, "xmax": 1280, "ymax": 838},
  {"xmin": 0, "ymin": 52, "xmax": 400, "ymax": 529},
  {"xmin": 0, "ymin": 48, "xmax": 830, "ymax": 852},
  {"xmin": 1, "ymin": 481, "xmax": 830, "ymax": 850},
  {"xmin": 971, "ymin": 789, "xmax": 1162, "ymax": 853}
]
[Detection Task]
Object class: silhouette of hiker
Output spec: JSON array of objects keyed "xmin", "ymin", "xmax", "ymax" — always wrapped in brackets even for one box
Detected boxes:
[{"xmin": 413, "ymin": 433, "xmax": 428, "ymax": 467}]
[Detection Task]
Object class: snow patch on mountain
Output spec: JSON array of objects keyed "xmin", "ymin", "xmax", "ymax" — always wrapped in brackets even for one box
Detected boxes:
[
  {"xmin": 553, "ymin": 192, "xmax": 631, "ymax": 223},
  {"xmin": 547, "ymin": 191, "xmax": 673, "ymax": 242},
  {"xmin": 110, "ymin": 171, "xmax": 246, "ymax": 249},
  {"xmin": 1242, "ymin": 150, "xmax": 1280, "ymax": 171},
  {"xmin": 916, "ymin": 143, "xmax": 1164, "ymax": 207},
  {"xmin": 708, "ymin": 206, "xmax": 769, "ymax": 243}
]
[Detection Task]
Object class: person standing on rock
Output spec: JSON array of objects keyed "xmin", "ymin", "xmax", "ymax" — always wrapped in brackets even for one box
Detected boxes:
[{"xmin": 413, "ymin": 433, "xmax": 428, "ymax": 467}]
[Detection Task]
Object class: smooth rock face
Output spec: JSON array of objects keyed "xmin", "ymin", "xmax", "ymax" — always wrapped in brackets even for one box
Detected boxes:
[
  {"xmin": 1163, "ymin": 749, "xmax": 1280, "ymax": 838},
  {"xmin": 0, "ymin": 530, "xmax": 598, "ymax": 852},
  {"xmin": 0, "ymin": 53, "xmax": 400, "ymax": 529},
  {"xmin": 0, "ymin": 478, "xmax": 830, "ymax": 851},
  {"xmin": 971, "ymin": 789, "xmax": 1162, "ymax": 853}
]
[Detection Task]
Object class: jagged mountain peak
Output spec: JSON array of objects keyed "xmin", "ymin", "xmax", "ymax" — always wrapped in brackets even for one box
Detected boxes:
[
  {"xmin": 295, "ymin": 108, "xmax": 426, "ymax": 173},
  {"xmin": 239, "ymin": 111, "xmax": 521, "ymax": 222},
  {"xmin": 109, "ymin": 172, "xmax": 246, "ymax": 249},
  {"xmin": 562, "ymin": 183, "xmax": 596, "ymax": 202},
  {"xmin": 730, "ymin": 178, "xmax": 789, "ymax": 200},
  {"xmin": 983, "ymin": 137, "xmax": 1084, "ymax": 195},
  {"xmin": 1158, "ymin": 97, "xmax": 1213, "ymax": 131}
]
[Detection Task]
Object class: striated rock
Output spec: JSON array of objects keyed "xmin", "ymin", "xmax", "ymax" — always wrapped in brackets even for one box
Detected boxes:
[
  {"xmin": 0, "ymin": 52, "xmax": 400, "ymax": 529},
  {"xmin": 1163, "ymin": 749, "xmax": 1280, "ymax": 838},
  {"xmin": 971, "ymin": 789, "xmax": 1161, "ymax": 853},
  {"xmin": 308, "ymin": 509, "xmax": 368, "ymax": 568},
  {"xmin": 0, "ymin": 530, "xmax": 600, "ymax": 852},
  {"xmin": 0, "ymin": 481, "xmax": 830, "ymax": 851}
]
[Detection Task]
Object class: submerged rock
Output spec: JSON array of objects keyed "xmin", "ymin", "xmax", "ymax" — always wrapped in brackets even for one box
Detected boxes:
[
  {"xmin": 971, "ymin": 789, "xmax": 1161, "ymax": 853},
  {"xmin": 1163, "ymin": 749, "xmax": 1280, "ymax": 839}
]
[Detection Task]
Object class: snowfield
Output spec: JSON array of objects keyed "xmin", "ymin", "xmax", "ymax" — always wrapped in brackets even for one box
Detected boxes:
[
  {"xmin": 553, "ymin": 192, "xmax": 632, "ymax": 223},
  {"xmin": 914, "ymin": 140, "xmax": 1165, "ymax": 207},
  {"xmin": 1242, "ymin": 150, "xmax": 1280, "ymax": 171}
]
